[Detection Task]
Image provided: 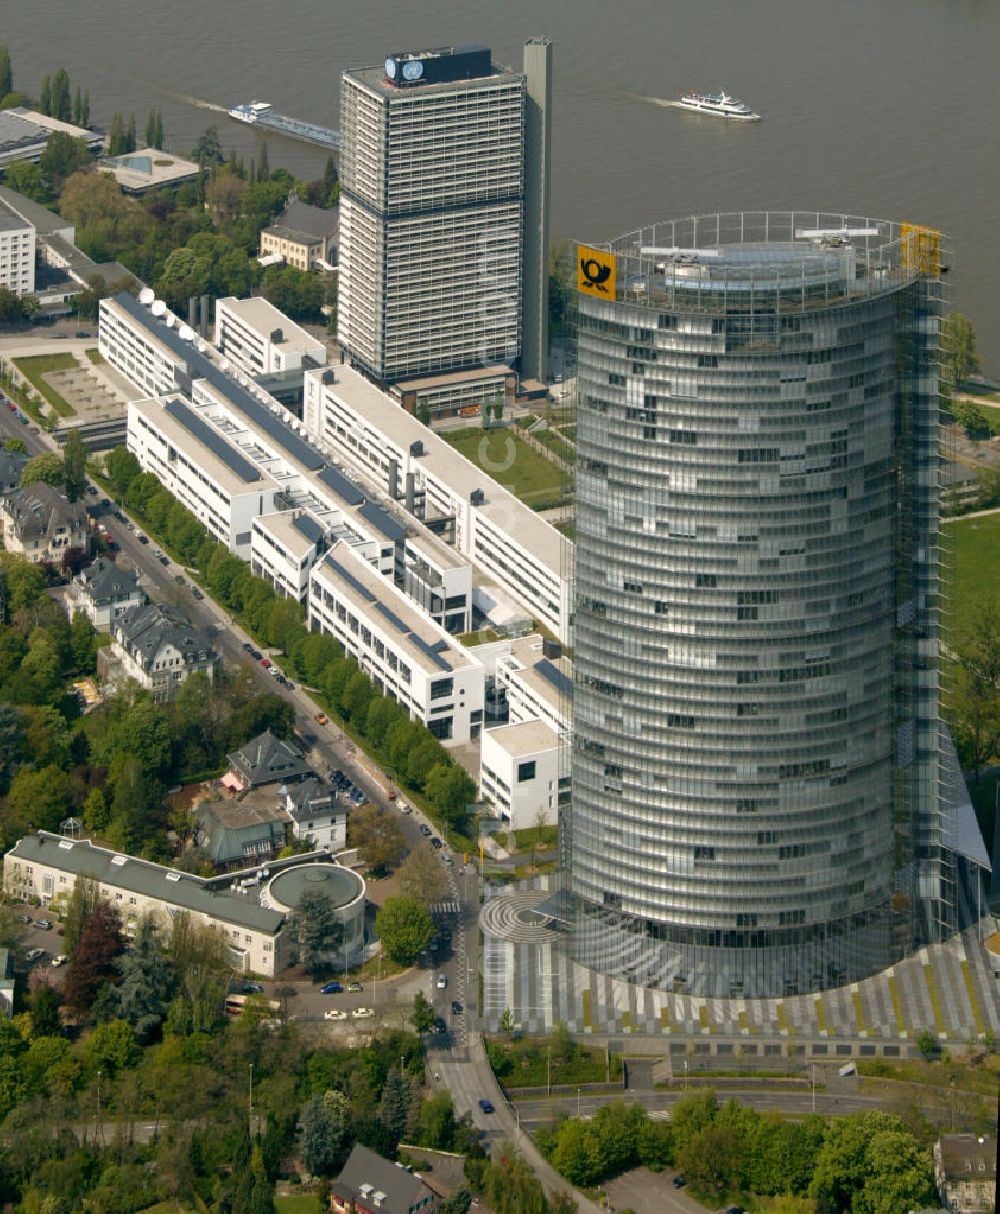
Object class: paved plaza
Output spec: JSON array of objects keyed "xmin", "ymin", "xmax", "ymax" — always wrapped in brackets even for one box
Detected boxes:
[{"xmin": 479, "ymin": 878, "xmax": 1000, "ymax": 1053}]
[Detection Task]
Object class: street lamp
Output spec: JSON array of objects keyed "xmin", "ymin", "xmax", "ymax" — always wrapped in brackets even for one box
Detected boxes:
[
  {"xmin": 811, "ymin": 1063, "xmax": 816, "ymax": 1113},
  {"xmin": 683, "ymin": 1058, "xmax": 688, "ymax": 1090},
  {"xmin": 577, "ymin": 1086, "xmax": 581, "ymax": 1118},
  {"xmin": 96, "ymin": 1069, "xmax": 102, "ymax": 1141},
  {"xmin": 249, "ymin": 1062, "xmax": 254, "ymax": 1135}
]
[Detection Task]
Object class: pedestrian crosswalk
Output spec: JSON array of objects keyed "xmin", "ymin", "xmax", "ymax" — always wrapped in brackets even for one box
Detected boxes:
[{"xmin": 432, "ymin": 901, "xmax": 460, "ymax": 916}]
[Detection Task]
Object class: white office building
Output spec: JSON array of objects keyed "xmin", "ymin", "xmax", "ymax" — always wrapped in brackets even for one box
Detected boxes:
[
  {"xmin": 309, "ymin": 542, "xmax": 484, "ymax": 743},
  {"xmin": 495, "ymin": 633, "xmax": 571, "ymax": 735},
  {"xmin": 338, "ymin": 45, "xmax": 524, "ymax": 389},
  {"xmin": 0, "ymin": 201, "xmax": 34, "ymax": 296},
  {"xmin": 128, "ymin": 395, "xmax": 282, "ymax": 555},
  {"xmin": 480, "ymin": 719, "xmax": 563, "ymax": 830},
  {"xmin": 304, "ymin": 364, "xmax": 571, "ymax": 643},
  {"xmin": 215, "ymin": 296, "xmax": 327, "ymax": 379}
]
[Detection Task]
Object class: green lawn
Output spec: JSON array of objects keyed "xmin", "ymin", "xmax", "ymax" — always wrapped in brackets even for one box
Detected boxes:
[
  {"xmin": 275, "ymin": 1195, "xmax": 324, "ymax": 1214},
  {"xmin": 443, "ymin": 427, "xmax": 565, "ymax": 506},
  {"xmin": 85, "ymin": 348, "xmax": 105, "ymax": 365},
  {"xmin": 13, "ymin": 353, "xmax": 78, "ymax": 418},
  {"xmin": 943, "ymin": 512, "xmax": 1000, "ymax": 643}
]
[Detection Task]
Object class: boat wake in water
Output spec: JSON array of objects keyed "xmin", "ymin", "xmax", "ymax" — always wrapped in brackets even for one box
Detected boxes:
[{"xmin": 161, "ymin": 89, "xmax": 227, "ymax": 114}]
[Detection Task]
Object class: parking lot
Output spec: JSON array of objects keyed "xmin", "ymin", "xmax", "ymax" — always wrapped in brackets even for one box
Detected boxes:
[{"xmin": 7, "ymin": 905, "xmax": 68, "ymax": 972}]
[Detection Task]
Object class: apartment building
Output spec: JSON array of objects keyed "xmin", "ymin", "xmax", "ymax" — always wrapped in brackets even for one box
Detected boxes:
[
  {"xmin": 215, "ymin": 296, "xmax": 327, "ymax": 379},
  {"xmin": 309, "ymin": 543, "xmax": 484, "ymax": 743},
  {"xmin": 4, "ymin": 831, "xmax": 291, "ymax": 976},
  {"xmin": 0, "ymin": 483, "xmax": 89, "ymax": 564},
  {"xmin": 0, "ymin": 200, "xmax": 35, "ymax": 295},
  {"xmin": 303, "ymin": 364, "xmax": 571, "ymax": 642},
  {"xmin": 106, "ymin": 602, "xmax": 218, "ymax": 702},
  {"xmin": 65, "ymin": 557, "xmax": 146, "ymax": 630},
  {"xmin": 259, "ymin": 199, "xmax": 338, "ymax": 271}
]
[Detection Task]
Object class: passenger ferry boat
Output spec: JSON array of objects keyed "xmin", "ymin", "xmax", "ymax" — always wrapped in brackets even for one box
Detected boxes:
[
  {"xmin": 227, "ymin": 101, "xmax": 341, "ymax": 150},
  {"xmin": 676, "ymin": 90, "xmax": 760, "ymax": 121}
]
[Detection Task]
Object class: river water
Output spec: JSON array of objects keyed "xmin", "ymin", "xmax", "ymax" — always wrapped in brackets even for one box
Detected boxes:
[{"xmin": 4, "ymin": 0, "xmax": 999, "ymax": 369}]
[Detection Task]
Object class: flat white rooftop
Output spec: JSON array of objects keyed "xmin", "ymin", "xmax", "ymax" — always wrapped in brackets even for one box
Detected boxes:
[
  {"xmin": 500, "ymin": 634, "xmax": 572, "ymax": 720},
  {"xmin": 253, "ymin": 511, "xmax": 317, "ymax": 560},
  {"xmin": 217, "ymin": 296, "xmax": 327, "ymax": 360},
  {"xmin": 310, "ymin": 365, "xmax": 568, "ymax": 575},
  {"xmin": 486, "ymin": 718, "xmax": 561, "ymax": 758}
]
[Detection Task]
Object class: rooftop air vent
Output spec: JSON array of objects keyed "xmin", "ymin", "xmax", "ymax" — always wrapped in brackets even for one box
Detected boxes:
[
  {"xmin": 165, "ymin": 871, "xmax": 181, "ymax": 882},
  {"xmin": 322, "ymin": 369, "xmax": 335, "ymax": 385},
  {"xmin": 271, "ymin": 328, "xmax": 284, "ymax": 343},
  {"xmin": 111, "ymin": 855, "xmax": 128, "ymax": 867},
  {"xmin": 58, "ymin": 839, "xmax": 74, "ymax": 850},
  {"xmin": 409, "ymin": 440, "xmax": 424, "ymax": 457},
  {"xmin": 470, "ymin": 488, "xmax": 485, "ymax": 505}
]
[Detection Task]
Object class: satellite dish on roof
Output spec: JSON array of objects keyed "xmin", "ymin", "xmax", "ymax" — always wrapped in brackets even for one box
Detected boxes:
[
  {"xmin": 139, "ymin": 286, "xmax": 155, "ymax": 306},
  {"xmin": 178, "ymin": 324, "xmax": 195, "ymax": 341},
  {"xmin": 195, "ymin": 338, "xmax": 207, "ymax": 352},
  {"xmin": 151, "ymin": 299, "xmax": 166, "ymax": 317},
  {"xmin": 220, "ymin": 359, "xmax": 230, "ymax": 372},
  {"xmin": 165, "ymin": 313, "xmax": 176, "ymax": 328}
]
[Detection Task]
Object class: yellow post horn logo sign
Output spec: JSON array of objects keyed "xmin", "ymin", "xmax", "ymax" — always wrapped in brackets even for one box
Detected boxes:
[
  {"xmin": 577, "ymin": 244, "xmax": 616, "ymax": 299},
  {"xmin": 900, "ymin": 223, "xmax": 941, "ymax": 276}
]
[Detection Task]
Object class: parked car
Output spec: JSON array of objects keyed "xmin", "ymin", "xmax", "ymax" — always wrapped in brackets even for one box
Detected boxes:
[
  {"xmin": 419, "ymin": 824, "xmax": 432, "ymax": 837},
  {"xmin": 351, "ymin": 1007, "xmax": 375, "ymax": 1019},
  {"xmin": 51, "ymin": 954, "xmax": 68, "ymax": 968},
  {"xmin": 436, "ymin": 974, "xmax": 447, "ymax": 989},
  {"xmin": 430, "ymin": 837, "xmax": 443, "ymax": 850},
  {"xmin": 87, "ymin": 485, "xmax": 98, "ymax": 496},
  {"xmin": 138, "ymin": 534, "xmax": 149, "ymax": 544},
  {"xmin": 157, "ymin": 555, "xmax": 169, "ymax": 566},
  {"xmin": 397, "ymin": 800, "xmax": 411, "ymax": 814},
  {"xmin": 241, "ymin": 982, "xmax": 263, "ymax": 994},
  {"xmin": 16, "ymin": 914, "xmax": 31, "ymax": 925},
  {"xmin": 451, "ymin": 1000, "xmax": 463, "ymax": 1015},
  {"xmin": 478, "ymin": 1099, "xmax": 494, "ymax": 1114},
  {"xmin": 324, "ymin": 1008, "xmax": 348, "ymax": 1021},
  {"xmin": 320, "ymin": 980, "xmax": 343, "ymax": 995},
  {"xmin": 260, "ymin": 657, "xmax": 272, "ymax": 669},
  {"xmin": 25, "ymin": 948, "xmax": 46, "ymax": 962},
  {"xmin": 33, "ymin": 919, "xmax": 52, "ymax": 930},
  {"xmin": 348, "ymin": 981, "xmax": 362, "ymax": 993},
  {"xmin": 315, "ymin": 713, "xmax": 328, "ymax": 726},
  {"xmin": 672, "ymin": 1177, "xmax": 687, "ymax": 1190},
  {"xmin": 434, "ymin": 1017, "xmax": 447, "ymax": 1034},
  {"xmin": 249, "ymin": 649, "xmax": 262, "ymax": 661},
  {"xmin": 192, "ymin": 588, "xmax": 204, "ymax": 600},
  {"xmin": 284, "ymin": 681, "xmax": 295, "ymax": 691}
]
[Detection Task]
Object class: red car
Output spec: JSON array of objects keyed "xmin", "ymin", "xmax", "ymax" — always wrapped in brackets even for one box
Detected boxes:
[{"xmin": 260, "ymin": 657, "xmax": 271, "ymax": 669}]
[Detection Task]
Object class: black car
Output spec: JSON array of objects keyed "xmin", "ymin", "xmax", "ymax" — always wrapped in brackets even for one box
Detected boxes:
[
  {"xmin": 478, "ymin": 1099, "xmax": 494, "ymax": 1114},
  {"xmin": 138, "ymin": 535, "xmax": 149, "ymax": 544},
  {"xmin": 192, "ymin": 588, "xmax": 204, "ymax": 600},
  {"xmin": 87, "ymin": 485, "xmax": 98, "ymax": 496},
  {"xmin": 419, "ymin": 824, "xmax": 432, "ymax": 837},
  {"xmin": 672, "ymin": 1177, "xmax": 686, "ymax": 1189},
  {"xmin": 434, "ymin": 1017, "xmax": 447, "ymax": 1034},
  {"xmin": 158, "ymin": 555, "xmax": 169, "ymax": 566},
  {"xmin": 430, "ymin": 837, "xmax": 443, "ymax": 849},
  {"xmin": 451, "ymin": 1000, "xmax": 463, "ymax": 1015},
  {"xmin": 242, "ymin": 643, "xmax": 254, "ymax": 653}
]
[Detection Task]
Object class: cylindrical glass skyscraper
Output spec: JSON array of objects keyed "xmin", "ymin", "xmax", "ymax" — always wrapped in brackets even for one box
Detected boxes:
[{"xmin": 569, "ymin": 212, "xmax": 946, "ymax": 998}]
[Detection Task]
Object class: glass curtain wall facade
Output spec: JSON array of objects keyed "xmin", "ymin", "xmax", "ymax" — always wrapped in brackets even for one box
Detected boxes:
[{"xmin": 570, "ymin": 212, "xmax": 946, "ymax": 998}]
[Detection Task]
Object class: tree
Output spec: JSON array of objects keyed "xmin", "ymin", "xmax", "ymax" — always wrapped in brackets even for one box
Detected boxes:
[
  {"xmin": 809, "ymin": 1111, "xmax": 908, "ymax": 1214},
  {"xmin": 3, "ymin": 764, "xmax": 72, "ymax": 837},
  {"xmin": 950, "ymin": 599, "xmax": 1000, "ymax": 781},
  {"xmin": 59, "ymin": 170, "xmax": 131, "ymax": 228},
  {"xmin": 295, "ymin": 887, "xmax": 344, "ymax": 975},
  {"xmin": 298, "ymin": 1092, "xmax": 349, "ymax": 1175},
  {"xmin": 63, "ymin": 875, "xmax": 100, "ymax": 955},
  {"xmin": 439, "ymin": 1191, "xmax": 474, "ymax": 1214},
  {"xmin": 3, "ymin": 436, "xmax": 26, "ymax": 452},
  {"xmin": 677, "ymin": 1122, "xmax": 745, "ymax": 1201},
  {"xmin": 0, "ymin": 160, "xmax": 48, "ymax": 203},
  {"xmin": 20, "ymin": 452, "xmax": 66, "ymax": 488},
  {"xmin": 64, "ymin": 898, "xmax": 125, "ymax": 1014},
  {"xmin": 126, "ymin": 113, "xmax": 137, "ymax": 154},
  {"xmin": 85, "ymin": 1017, "xmax": 138, "ymax": 1076},
  {"xmin": 39, "ymin": 131, "xmax": 92, "ymax": 183},
  {"xmin": 108, "ymin": 112, "xmax": 126, "ymax": 156},
  {"xmin": 167, "ymin": 913, "xmax": 231, "ymax": 1034},
  {"xmin": 62, "ymin": 427, "xmax": 87, "ymax": 502},
  {"xmin": 69, "ymin": 609, "xmax": 97, "ymax": 671},
  {"xmin": 191, "ymin": 125, "xmax": 224, "ymax": 166},
  {"xmin": 379, "ymin": 1067, "xmax": 410, "ymax": 1146},
  {"xmin": 29, "ymin": 984, "xmax": 63, "ymax": 1038},
  {"xmin": 206, "ymin": 168, "xmax": 246, "ymax": 220},
  {"xmin": 257, "ymin": 142, "xmax": 269, "ymax": 182},
  {"xmin": 341, "ymin": 669, "xmax": 374, "ymax": 722},
  {"xmin": 0, "ymin": 47, "xmax": 11, "ymax": 99},
  {"xmin": 405, "ymin": 738, "xmax": 444, "ymax": 790},
  {"xmin": 73, "ymin": 86, "xmax": 82, "ymax": 126},
  {"xmin": 108, "ymin": 914, "xmax": 174, "ymax": 1040},
  {"xmin": 416, "ymin": 1089, "xmax": 455, "ymax": 1150},
  {"xmin": 39, "ymin": 74, "xmax": 51, "ymax": 116},
  {"xmin": 348, "ymin": 804, "xmax": 405, "ymax": 876},
  {"xmin": 916, "ymin": 1029, "xmax": 939, "ymax": 1062},
  {"xmin": 82, "ymin": 90, "xmax": 90, "ymax": 126},
  {"xmin": 321, "ymin": 156, "xmax": 339, "ymax": 207},
  {"xmin": 261, "ymin": 264, "xmax": 324, "ymax": 320},
  {"xmin": 482, "ymin": 1145, "xmax": 548, "ymax": 1214},
  {"xmin": 410, "ymin": 990, "xmax": 437, "ymax": 1034},
  {"xmin": 376, "ymin": 896, "xmax": 434, "ymax": 965},
  {"xmin": 104, "ymin": 446, "xmax": 140, "ymax": 498},
  {"xmin": 51, "ymin": 68, "xmax": 71, "ymax": 123},
  {"xmin": 418, "ymin": 401, "xmax": 432, "ymax": 426},
  {"xmin": 951, "ymin": 398, "xmax": 988, "ymax": 437},
  {"xmin": 425, "ymin": 763, "xmax": 476, "ymax": 826},
  {"xmin": 941, "ymin": 312, "xmax": 980, "ymax": 385},
  {"xmin": 0, "ymin": 554, "xmax": 47, "ymax": 613},
  {"xmin": 397, "ymin": 847, "xmax": 450, "ymax": 908}
]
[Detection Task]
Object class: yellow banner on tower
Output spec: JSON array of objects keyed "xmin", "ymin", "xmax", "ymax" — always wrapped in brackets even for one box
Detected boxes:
[
  {"xmin": 577, "ymin": 244, "xmax": 616, "ymax": 299},
  {"xmin": 900, "ymin": 223, "xmax": 941, "ymax": 276}
]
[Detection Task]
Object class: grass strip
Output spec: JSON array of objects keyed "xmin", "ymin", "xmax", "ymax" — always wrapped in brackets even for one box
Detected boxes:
[
  {"xmin": 775, "ymin": 1002, "xmax": 790, "ymax": 1034},
  {"xmin": 813, "ymin": 996, "xmax": 827, "ymax": 1035},
  {"xmin": 960, "ymin": 961, "xmax": 986, "ymax": 1035},
  {"xmin": 888, "ymin": 974, "xmax": 907, "ymax": 1035},
  {"xmin": 582, "ymin": 989, "xmax": 592, "ymax": 1030},
  {"xmin": 13, "ymin": 353, "xmax": 78, "ymax": 417},
  {"xmin": 851, "ymin": 990, "xmax": 868, "ymax": 1034},
  {"xmin": 923, "ymin": 964, "xmax": 947, "ymax": 1037}
]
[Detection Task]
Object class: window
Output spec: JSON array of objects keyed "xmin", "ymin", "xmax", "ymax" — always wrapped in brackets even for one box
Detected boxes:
[
  {"xmin": 430, "ymin": 678, "xmax": 453, "ymax": 701},
  {"xmin": 517, "ymin": 761, "xmax": 536, "ymax": 783}
]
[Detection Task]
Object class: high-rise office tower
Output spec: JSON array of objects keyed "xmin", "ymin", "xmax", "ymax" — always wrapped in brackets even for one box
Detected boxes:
[
  {"xmin": 338, "ymin": 46, "xmax": 525, "ymax": 409},
  {"xmin": 569, "ymin": 211, "xmax": 952, "ymax": 998},
  {"xmin": 521, "ymin": 36, "xmax": 553, "ymax": 384}
]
